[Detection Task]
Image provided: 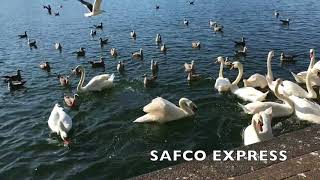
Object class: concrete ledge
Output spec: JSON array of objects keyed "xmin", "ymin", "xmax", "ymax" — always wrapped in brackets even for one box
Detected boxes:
[{"xmin": 132, "ymin": 125, "xmax": 320, "ymax": 179}]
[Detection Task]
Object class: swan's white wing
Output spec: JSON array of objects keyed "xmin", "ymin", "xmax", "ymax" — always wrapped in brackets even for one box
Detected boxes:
[
  {"xmin": 78, "ymin": 0, "xmax": 93, "ymax": 12},
  {"xmin": 215, "ymin": 78, "xmax": 231, "ymax": 87},
  {"xmin": 93, "ymin": 0, "xmax": 102, "ymax": 12},
  {"xmin": 57, "ymin": 108, "xmax": 72, "ymax": 132},
  {"xmin": 143, "ymin": 97, "xmax": 176, "ymax": 113},
  {"xmin": 282, "ymin": 80, "xmax": 307, "ymax": 97},
  {"xmin": 48, "ymin": 105, "xmax": 61, "ymax": 133},
  {"xmin": 84, "ymin": 74, "xmax": 114, "ymax": 91}
]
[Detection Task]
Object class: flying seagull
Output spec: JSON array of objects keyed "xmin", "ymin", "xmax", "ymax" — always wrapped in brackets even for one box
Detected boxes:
[{"xmin": 78, "ymin": 0, "xmax": 104, "ymax": 17}]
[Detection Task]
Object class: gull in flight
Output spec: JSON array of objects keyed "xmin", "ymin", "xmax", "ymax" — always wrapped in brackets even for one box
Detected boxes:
[{"xmin": 78, "ymin": 0, "xmax": 104, "ymax": 17}]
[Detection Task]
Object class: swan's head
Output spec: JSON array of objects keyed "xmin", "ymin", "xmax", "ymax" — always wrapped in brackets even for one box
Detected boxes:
[
  {"xmin": 268, "ymin": 50, "xmax": 275, "ymax": 58},
  {"xmin": 230, "ymin": 61, "xmax": 242, "ymax": 70},
  {"xmin": 215, "ymin": 56, "xmax": 225, "ymax": 64},
  {"xmin": 310, "ymin": 49, "xmax": 315, "ymax": 59},
  {"xmin": 180, "ymin": 98, "xmax": 198, "ymax": 113},
  {"xmin": 252, "ymin": 107, "xmax": 272, "ymax": 133}
]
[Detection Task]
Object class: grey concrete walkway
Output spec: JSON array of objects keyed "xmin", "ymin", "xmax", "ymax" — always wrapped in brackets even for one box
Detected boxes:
[{"xmin": 133, "ymin": 125, "xmax": 320, "ymax": 180}]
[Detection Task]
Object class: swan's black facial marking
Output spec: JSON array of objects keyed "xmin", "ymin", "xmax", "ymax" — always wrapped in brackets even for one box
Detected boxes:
[{"xmin": 258, "ymin": 119, "xmax": 264, "ymax": 132}]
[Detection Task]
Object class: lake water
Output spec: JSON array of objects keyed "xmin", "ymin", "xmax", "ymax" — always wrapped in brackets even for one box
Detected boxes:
[{"xmin": 0, "ymin": 0, "xmax": 319, "ymax": 179}]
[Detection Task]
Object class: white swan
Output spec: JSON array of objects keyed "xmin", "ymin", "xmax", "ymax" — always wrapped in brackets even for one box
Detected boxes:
[
  {"xmin": 243, "ymin": 51, "xmax": 274, "ymax": 89},
  {"xmin": 265, "ymin": 51, "xmax": 317, "ymax": 99},
  {"xmin": 288, "ymin": 67, "xmax": 320, "ymax": 124},
  {"xmin": 243, "ymin": 107, "xmax": 273, "ymax": 146},
  {"xmin": 214, "ymin": 56, "xmax": 231, "ymax": 92},
  {"xmin": 76, "ymin": 65, "xmax": 115, "ymax": 93},
  {"xmin": 48, "ymin": 104, "xmax": 72, "ymax": 144},
  {"xmin": 239, "ymin": 79, "xmax": 294, "ymax": 118},
  {"xmin": 134, "ymin": 97, "xmax": 197, "ymax": 123},
  {"xmin": 230, "ymin": 61, "xmax": 269, "ymax": 102},
  {"xmin": 291, "ymin": 49, "xmax": 320, "ymax": 86}
]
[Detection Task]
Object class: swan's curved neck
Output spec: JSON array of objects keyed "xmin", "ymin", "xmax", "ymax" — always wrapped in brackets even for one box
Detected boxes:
[
  {"xmin": 218, "ymin": 60, "xmax": 224, "ymax": 78},
  {"xmin": 266, "ymin": 55, "xmax": 273, "ymax": 80},
  {"xmin": 77, "ymin": 67, "xmax": 85, "ymax": 92},
  {"xmin": 274, "ymin": 81, "xmax": 294, "ymax": 109},
  {"xmin": 306, "ymin": 68, "xmax": 317, "ymax": 98},
  {"xmin": 308, "ymin": 56, "xmax": 316, "ymax": 71},
  {"xmin": 232, "ymin": 65, "xmax": 243, "ymax": 86},
  {"xmin": 179, "ymin": 100, "xmax": 193, "ymax": 115}
]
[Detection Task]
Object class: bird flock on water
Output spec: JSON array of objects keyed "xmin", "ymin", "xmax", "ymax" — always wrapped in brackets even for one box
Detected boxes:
[{"xmin": 2, "ymin": 0, "xmax": 318, "ymax": 147}]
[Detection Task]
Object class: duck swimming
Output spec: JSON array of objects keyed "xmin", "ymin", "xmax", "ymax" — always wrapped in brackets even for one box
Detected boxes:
[
  {"xmin": 18, "ymin": 31, "xmax": 28, "ymax": 39},
  {"xmin": 110, "ymin": 48, "xmax": 118, "ymax": 57},
  {"xmin": 99, "ymin": 37, "xmax": 108, "ymax": 46},
  {"xmin": 7, "ymin": 79, "xmax": 26, "ymax": 91},
  {"xmin": 130, "ymin": 30, "xmax": 136, "ymax": 39},
  {"xmin": 117, "ymin": 61, "xmax": 125, "ymax": 73},
  {"xmin": 184, "ymin": 60, "xmax": 195, "ymax": 73},
  {"xmin": 54, "ymin": 42, "xmax": 62, "ymax": 52},
  {"xmin": 183, "ymin": 18, "xmax": 189, "ymax": 26},
  {"xmin": 90, "ymin": 29, "xmax": 97, "ymax": 37},
  {"xmin": 28, "ymin": 39, "xmax": 37, "ymax": 49},
  {"xmin": 143, "ymin": 74, "xmax": 157, "ymax": 87},
  {"xmin": 192, "ymin": 41, "xmax": 200, "ymax": 49},
  {"xmin": 40, "ymin": 62, "xmax": 51, "ymax": 72},
  {"xmin": 151, "ymin": 59, "xmax": 159, "ymax": 76},
  {"xmin": 280, "ymin": 52, "xmax": 297, "ymax": 63},
  {"xmin": 88, "ymin": 57, "xmax": 105, "ymax": 68},
  {"xmin": 132, "ymin": 48, "xmax": 143, "ymax": 59},
  {"xmin": 73, "ymin": 47, "xmax": 86, "ymax": 57},
  {"xmin": 94, "ymin": 22, "xmax": 103, "ymax": 29},
  {"xmin": 3, "ymin": 70, "xmax": 23, "ymax": 82}
]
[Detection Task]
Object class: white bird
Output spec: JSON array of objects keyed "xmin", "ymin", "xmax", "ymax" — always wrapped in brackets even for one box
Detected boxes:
[
  {"xmin": 76, "ymin": 65, "xmax": 115, "ymax": 93},
  {"xmin": 78, "ymin": 0, "xmax": 104, "ymax": 17},
  {"xmin": 214, "ymin": 57, "xmax": 231, "ymax": 92},
  {"xmin": 267, "ymin": 64, "xmax": 317, "ymax": 99},
  {"xmin": 239, "ymin": 79, "xmax": 294, "ymax": 118},
  {"xmin": 48, "ymin": 104, "xmax": 72, "ymax": 144},
  {"xmin": 243, "ymin": 107, "xmax": 273, "ymax": 146},
  {"xmin": 243, "ymin": 51, "xmax": 275, "ymax": 89},
  {"xmin": 291, "ymin": 49, "xmax": 320, "ymax": 86},
  {"xmin": 288, "ymin": 67, "xmax": 320, "ymax": 124},
  {"xmin": 230, "ymin": 61, "xmax": 269, "ymax": 102},
  {"xmin": 134, "ymin": 97, "xmax": 197, "ymax": 123}
]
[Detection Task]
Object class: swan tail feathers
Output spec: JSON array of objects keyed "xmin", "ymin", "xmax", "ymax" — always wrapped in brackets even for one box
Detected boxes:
[
  {"xmin": 134, "ymin": 114, "xmax": 153, "ymax": 123},
  {"xmin": 108, "ymin": 74, "xmax": 115, "ymax": 82},
  {"xmin": 258, "ymin": 91, "xmax": 269, "ymax": 101},
  {"xmin": 238, "ymin": 102, "xmax": 252, "ymax": 114}
]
